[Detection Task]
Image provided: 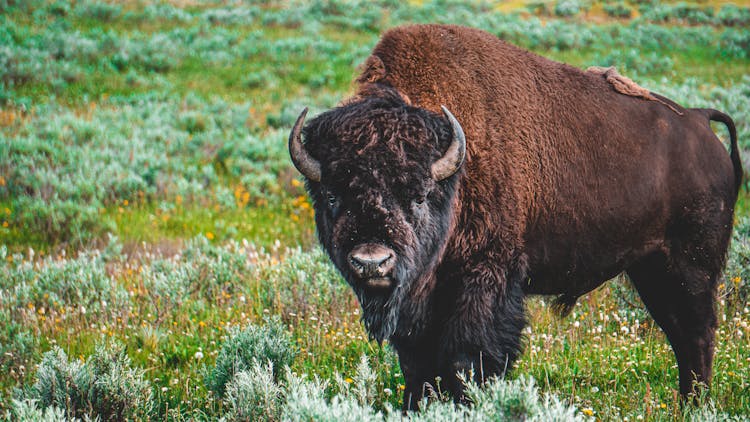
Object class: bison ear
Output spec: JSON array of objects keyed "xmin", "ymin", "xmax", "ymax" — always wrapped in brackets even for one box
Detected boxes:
[
  {"xmin": 357, "ymin": 55, "xmax": 387, "ymax": 84},
  {"xmin": 431, "ymin": 106, "xmax": 466, "ymax": 181},
  {"xmin": 288, "ymin": 108, "xmax": 322, "ymax": 182}
]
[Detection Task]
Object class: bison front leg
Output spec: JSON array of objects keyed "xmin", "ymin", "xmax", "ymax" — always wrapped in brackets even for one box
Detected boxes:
[
  {"xmin": 437, "ymin": 262, "xmax": 527, "ymax": 403},
  {"xmin": 391, "ymin": 338, "xmax": 440, "ymax": 411}
]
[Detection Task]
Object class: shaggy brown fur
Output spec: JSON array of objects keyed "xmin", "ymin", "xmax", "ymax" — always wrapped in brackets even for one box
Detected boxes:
[{"xmin": 291, "ymin": 24, "xmax": 742, "ymax": 409}]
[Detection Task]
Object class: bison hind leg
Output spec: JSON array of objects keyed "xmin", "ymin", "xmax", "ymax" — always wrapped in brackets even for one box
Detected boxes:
[
  {"xmin": 551, "ymin": 293, "xmax": 579, "ymax": 317},
  {"xmin": 626, "ymin": 251, "xmax": 719, "ymax": 399}
]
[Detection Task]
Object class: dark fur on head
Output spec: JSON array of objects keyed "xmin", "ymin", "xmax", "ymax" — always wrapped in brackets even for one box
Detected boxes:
[{"xmin": 301, "ymin": 86, "xmax": 461, "ymax": 341}]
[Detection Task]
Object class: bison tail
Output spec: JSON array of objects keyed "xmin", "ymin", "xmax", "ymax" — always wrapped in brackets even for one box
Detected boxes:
[{"xmin": 697, "ymin": 108, "xmax": 743, "ymax": 195}]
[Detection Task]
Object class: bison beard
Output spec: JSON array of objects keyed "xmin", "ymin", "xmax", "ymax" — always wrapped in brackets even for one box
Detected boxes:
[
  {"xmin": 354, "ymin": 257, "xmax": 409, "ymax": 343},
  {"xmin": 289, "ymin": 24, "xmax": 742, "ymax": 410},
  {"xmin": 358, "ymin": 287, "xmax": 399, "ymax": 342}
]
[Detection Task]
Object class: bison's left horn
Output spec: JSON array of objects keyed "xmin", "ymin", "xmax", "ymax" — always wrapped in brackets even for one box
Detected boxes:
[
  {"xmin": 288, "ymin": 107, "xmax": 321, "ymax": 182},
  {"xmin": 431, "ymin": 106, "xmax": 466, "ymax": 181}
]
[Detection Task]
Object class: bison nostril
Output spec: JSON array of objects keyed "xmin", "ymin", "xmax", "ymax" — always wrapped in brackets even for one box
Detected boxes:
[
  {"xmin": 354, "ymin": 254, "xmax": 389, "ymax": 267},
  {"xmin": 349, "ymin": 255, "xmax": 365, "ymax": 271},
  {"xmin": 348, "ymin": 245, "xmax": 395, "ymax": 277}
]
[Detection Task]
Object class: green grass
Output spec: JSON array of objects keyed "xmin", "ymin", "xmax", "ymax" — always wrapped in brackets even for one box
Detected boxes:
[
  {"xmin": 103, "ymin": 199, "xmax": 315, "ymax": 251},
  {"xmin": 518, "ymin": 289, "xmax": 750, "ymax": 418}
]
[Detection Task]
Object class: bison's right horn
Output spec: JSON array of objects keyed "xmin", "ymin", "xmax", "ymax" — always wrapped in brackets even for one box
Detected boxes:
[
  {"xmin": 431, "ymin": 106, "xmax": 466, "ymax": 181},
  {"xmin": 288, "ymin": 107, "xmax": 321, "ymax": 182}
]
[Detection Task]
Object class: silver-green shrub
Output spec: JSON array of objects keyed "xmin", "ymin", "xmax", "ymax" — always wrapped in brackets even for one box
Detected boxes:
[
  {"xmin": 283, "ymin": 370, "xmax": 383, "ymax": 422},
  {"xmin": 603, "ymin": 2, "xmax": 632, "ymax": 18},
  {"xmin": 28, "ymin": 347, "xmax": 88, "ymax": 419},
  {"xmin": 202, "ymin": 7, "xmax": 259, "ymax": 26},
  {"xmin": 0, "ymin": 244, "xmax": 126, "ymax": 313},
  {"xmin": 724, "ymin": 217, "xmax": 750, "ymax": 317},
  {"xmin": 136, "ymin": 237, "xmax": 258, "ymax": 325},
  {"xmin": 462, "ymin": 376, "xmax": 586, "ymax": 422},
  {"xmin": 277, "ymin": 357, "xmax": 588, "ymax": 421},
  {"xmin": 134, "ymin": 3, "xmax": 194, "ymax": 23},
  {"xmin": 85, "ymin": 343, "xmax": 153, "ymax": 421},
  {"xmin": 73, "ymin": 0, "xmax": 121, "ymax": 21},
  {"xmin": 0, "ymin": 306, "xmax": 37, "ymax": 376},
  {"xmin": 258, "ymin": 246, "xmax": 348, "ymax": 314},
  {"xmin": 591, "ymin": 49, "xmax": 674, "ymax": 77},
  {"xmin": 1, "ymin": 94, "xmax": 294, "ymax": 242},
  {"xmin": 27, "ymin": 342, "xmax": 152, "ymax": 421},
  {"xmin": 720, "ymin": 29, "xmax": 750, "ymax": 59},
  {"xmin": 554, "ymin": 0, "xmax": 584, "ymax": 17},
  {"xmin": 684, "ymin": 401, "xmax": 750, "ymax": 421},
  {"xmin": 7, "ymin": 399, "xmax": 67, "ymax": 422},
  {"xmin": 334, "ymin": 355, "xmax": 378, "ymax": 407},
  {"xmin": 717, "ymin": 4, "xmax": 750, "ymax": 27},
  {"xmin": 223, "ymin": 361, "xmax": 284, "ymax": 422},
  {"xmin": 206, "ymin": 316, "xmax": 297, "ymax": 398}
]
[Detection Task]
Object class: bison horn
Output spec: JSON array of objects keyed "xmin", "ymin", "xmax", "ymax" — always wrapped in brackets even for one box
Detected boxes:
[
  {"xmin": 431, "ymin": 106, "xmax": 466, "ymax": 181},
  {"xmin": 288, "ymin": 107, "xmax": 321, "ymax": 182}
]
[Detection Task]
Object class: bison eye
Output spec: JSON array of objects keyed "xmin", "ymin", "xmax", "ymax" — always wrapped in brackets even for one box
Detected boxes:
[
  {"xmin": 327, "ymin": 193, "xmax": 339, "ymax": 209},
  {"xmin": 414, "ymin": 195, "xmax": 427, "ymax": 205}
]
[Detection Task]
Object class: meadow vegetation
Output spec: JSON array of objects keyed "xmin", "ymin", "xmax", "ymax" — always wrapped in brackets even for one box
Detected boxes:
[{"xmin": 1, "ymin": 0, "xmax": 749, "ymax": 420}]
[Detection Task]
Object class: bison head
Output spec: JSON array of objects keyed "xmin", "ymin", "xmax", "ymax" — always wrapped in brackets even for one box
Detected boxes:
[{"xmin": 289, "ymin": 94, "xmax": 465, "ymax": 341}]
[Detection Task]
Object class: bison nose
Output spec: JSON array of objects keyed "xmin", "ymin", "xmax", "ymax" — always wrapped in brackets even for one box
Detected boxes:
[{"xmin": 348, "ymin": 244, "xmax": 395, "ymax": 278}]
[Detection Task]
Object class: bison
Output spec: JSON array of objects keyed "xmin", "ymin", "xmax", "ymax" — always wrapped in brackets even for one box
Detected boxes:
[{"xmin": 288, "ymin": 24, "xmax": 742, "ymax": 409}]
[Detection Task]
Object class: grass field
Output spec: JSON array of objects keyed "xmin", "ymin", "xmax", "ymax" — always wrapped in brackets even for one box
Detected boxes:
[{"xmin": 1, "ymin": 0, "xmax": 749, "ymax": 420}]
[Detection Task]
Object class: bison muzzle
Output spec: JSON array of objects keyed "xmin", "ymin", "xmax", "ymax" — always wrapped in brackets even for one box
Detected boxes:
[{"xmin": 288, "ymin": 24, "xmax": 742, "ymax": 410}]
